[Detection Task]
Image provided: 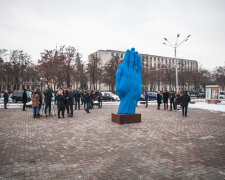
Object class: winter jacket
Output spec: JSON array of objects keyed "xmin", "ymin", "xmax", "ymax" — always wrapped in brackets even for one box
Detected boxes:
[
  {"xmin": 32, "ymin": 93, "xmax": 40, "ymax": 108},
  {"xmin": 175, "ymin": 94, "xmax": 181, "ymax": 105},
  {"xmin": 74, "ymin": 91, "xmax": 81, "ymax": 101},
  {"xmin": 56, "ymin": 94, "xmax": 66, "ymax": 110},
  {"xmin": 63, "ymin": 90, "xmax": 69, "ymax": 104},
  {"xmin": 163, "ymin": 92, "xmax": 169, "ymax": 102},
  {"xmin": 157, "ymin": 94, "xmax": 162, "ymax": 104},
  {"xmin": 3, "ymin": 93, "xmax": 9, "ymax": 103},
  {"xmin": 145, "ymin": 93, "xmax": 149, "ymax": 101},
  {"xmin": 180, "ymin": 94, "xmax": 190, "ymax": 106},
  {"xmin": 169, "ymin": 92, "xmax": 175, "ymax": 102},
  {"xmin": 67, "ymin": 91, "xmax": 74, "ymax": 105},
  {"xmin": 22, "ymin": 92, "xmax": 28, "ymax": 103},
  {"xmin": 44, "ymin": 90, "xmax": 52, "ymax": 105}
]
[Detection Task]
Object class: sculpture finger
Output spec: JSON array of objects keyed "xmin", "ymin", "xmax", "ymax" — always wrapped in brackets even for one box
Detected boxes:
[
  {"xmin": 137, "ymin": 55, "xmax": 142, "ymax": 74},
  {"xmin": 122, "ymin": 49, "xmax": 130, "ymax": 74},
  {"xmin": 129, "ymin": 48, "xmax": 135, "ymax": 72},
  {"xmin": 134, "ymin": 51, "xmax": 138, "ymax": 71},
  {"xmin": 116, "ymin": 64, "xmax": 122, "ymax": 90}
]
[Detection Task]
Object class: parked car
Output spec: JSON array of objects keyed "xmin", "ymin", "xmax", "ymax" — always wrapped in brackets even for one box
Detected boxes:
[
  {"xmin": 11, "ymin": 90, "xmax": 31, "ymax": 103},
  {"xmin": 102, "ymin": 92, "xmax": 119, "ymax": 101},
  {"xmin": 197, "ymin": 92, "xmax": 205, "ymax": 98},
  {"xmin": 220, "ymin": 91, "xmax": 225, "ymax": 99},
  {"xmin": 147, "ymin": 92, "xmax": 157, "ymax": 100}
]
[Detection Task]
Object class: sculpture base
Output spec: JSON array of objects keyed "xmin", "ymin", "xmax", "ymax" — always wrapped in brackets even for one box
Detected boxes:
[{"xmin": 112, "ymin": 113, "xmax": 141, "ymax": 124}]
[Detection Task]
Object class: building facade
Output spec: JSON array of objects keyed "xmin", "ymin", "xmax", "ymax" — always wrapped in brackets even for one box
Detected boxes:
[{"xmin": 88, "ymin": 49, "xmax": 198, "ymax": 91}]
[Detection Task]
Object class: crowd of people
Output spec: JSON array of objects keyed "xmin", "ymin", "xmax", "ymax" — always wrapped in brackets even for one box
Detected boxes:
[
  {"xmin": 3, "ymin": 88, "xmax": 190, "ymax": 117},
  {"xmin": 28, "ymin": 87, "xmax": 103, "ymax": 118},
  {"xmin": 145, "ymin": 90, "xmax": 191, "ymax": 117}
]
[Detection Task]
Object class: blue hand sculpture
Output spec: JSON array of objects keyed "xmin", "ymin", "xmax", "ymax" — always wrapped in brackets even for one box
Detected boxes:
[{"xmin": 116, "ymin": 48, "xmax": 142, "ymax": 114}]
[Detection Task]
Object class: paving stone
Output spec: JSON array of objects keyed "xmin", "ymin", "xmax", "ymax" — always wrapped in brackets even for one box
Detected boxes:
[{"xmin": 0, "ymin": 105, "xmax": 225, "ymax": 179}]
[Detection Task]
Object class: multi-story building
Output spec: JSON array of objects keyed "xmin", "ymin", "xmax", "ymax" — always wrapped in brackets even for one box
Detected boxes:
[{"xmin": 88, "ymin": 49, "xmax": 198, "ymax": 91}]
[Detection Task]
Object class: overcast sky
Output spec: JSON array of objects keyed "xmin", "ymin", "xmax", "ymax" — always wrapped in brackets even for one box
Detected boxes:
[{"xmin": 0, "ymin": 0, "xmax": 225, "ymax": 70}]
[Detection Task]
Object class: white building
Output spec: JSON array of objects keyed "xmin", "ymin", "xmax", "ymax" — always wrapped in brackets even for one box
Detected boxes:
[{"xmin": 88, "ymin": 49, "xmax": 198, "ymax": 91}]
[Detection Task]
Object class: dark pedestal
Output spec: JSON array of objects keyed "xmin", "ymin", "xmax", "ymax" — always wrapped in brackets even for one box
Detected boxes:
[{"xmin": 112, "ymin": 113, "xmax": 141, "ymax": 124}]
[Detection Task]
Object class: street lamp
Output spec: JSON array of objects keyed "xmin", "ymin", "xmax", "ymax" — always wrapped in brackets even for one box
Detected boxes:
[{"xmin": 163, "ymin": 34, "xmax": 191, "ymax": 91}]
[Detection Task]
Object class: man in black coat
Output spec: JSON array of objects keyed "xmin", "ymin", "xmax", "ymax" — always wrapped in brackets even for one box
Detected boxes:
[
  {"xmin": 181, "ymin": 91, "xmax": 191, "ymax": 117},
  {"xmin": 22, "ymin": 89, "xmax": 28, "ymax": 111},
  {"xmin": 63, "ymin": 87, "xmax": 69, "ymax": 116},
  {"xmin": 163, "ymin": 90, "xmax": 169, "ymax": 110},
  {"xmin": 67, "ymin": 87, "xmax": 74, "ymax": 117},
  {"xmin": 74, "ymin": 90, "xmax": 81, "ymax": 110},
  {"xmin": 44, "ymin": 88, "xmax": 53, "ymax": 117},
  {"xmin": 156, "ymin": 91, "xmax": 162, "ymax": 110},
  {"xmin": 169, "ymin": 90, "xmax": 175, "ymax": 111},
  {"xmin": 3, "ymin": 90, "xmax": 9, "ymax": 109}
]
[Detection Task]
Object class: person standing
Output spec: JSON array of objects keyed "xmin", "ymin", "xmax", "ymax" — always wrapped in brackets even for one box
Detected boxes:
[
  {"xmin": 97, "ymin": 90, "xmax": 102, "ymax": 108},
  {"xmin": 22, "ymin": 89, "xmax": 28, "ymax": 111},
  {"xmin": 156, "ymin": 91, "xmax": 162, "ymax": 110},
  {"xmin": 44, "ymin": 88, "xmax": 53, "ymax": 117},
  {"xmin": 175, "ymin": 91, "xmax": 181, "ymax": 111},
  {"xmin": 74, "ymin": 89, "xmax": 81, "ymax": 110},
  {"xmin": 37, "ymin": 89, "xmax": 43, "ymax": 116},
  {"xmin": 81, "ymin": 91, "xmax": 84, "ymax": 105},
  {"xmin": 84, "ymin": 91, "xmax": 91, "ymax": 113},
  {"xmin": 181, "ymin": 91, "xmax": 191, "ymax": 117},
  {"xmin": 67, "ymin": 87, "xmax": 74, "ymax": 117},
  {"xmin": 63, "ymin": 87, "xmax": 69, "ymax": 116},
  {"xmin": 169, "ymin": 90, "xmax": 175, "ymax": 111},
  {"xmin": 145, "ymin": 92, "xmax": 149, "ymax": 108},
  {"xmin": 3, "ymin": 90, "xmax": 9, "ymax": 109},
  {"xmin": 32, "ymin": 90, "xmax": 40, "ymax": 118},
  {"xmin": 56, "ymin": 90, "xmax": 65, "ymax": 118},
  {"xmin": 163, "ymin": 90, "xmax": 169, "ymax": 110}
]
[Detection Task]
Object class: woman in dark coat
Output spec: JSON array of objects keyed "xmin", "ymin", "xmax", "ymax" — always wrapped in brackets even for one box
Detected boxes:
[
  {"xmin": 156, "ymin": 91, "xmax": 162, "ymax": 110},
  {"xmin": 3, "ymin": 90, "xmax": 9, "ymax": 109},
  {"xmin": 56, "ymin": 90, "xmax": 66, "ymax": 118}
]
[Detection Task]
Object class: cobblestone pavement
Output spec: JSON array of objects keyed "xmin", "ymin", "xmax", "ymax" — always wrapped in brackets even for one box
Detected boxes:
[{"xmin": 0, "ymin": 105, "xmax": 225, "ymax": 180}]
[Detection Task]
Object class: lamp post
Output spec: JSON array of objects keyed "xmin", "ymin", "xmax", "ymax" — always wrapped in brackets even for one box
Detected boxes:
[{"xmin": 163, "ymin": 34, "xmax": 191, "ymax": 91}]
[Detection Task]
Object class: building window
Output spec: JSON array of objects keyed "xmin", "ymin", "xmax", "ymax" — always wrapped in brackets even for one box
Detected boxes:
[
  {"xmin": 121, "ymin": 53, "xmax": 123, "ymax": 58},
  {"xmin": 116, "ymin": 53, "xmax": 119, "ymax": 56},
  {"xmin": 111, "ymin": 52, "xmax": 114, "ymax": 56}
]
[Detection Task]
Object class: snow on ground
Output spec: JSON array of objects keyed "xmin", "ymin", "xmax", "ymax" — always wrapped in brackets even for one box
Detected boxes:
[
  {"xmin": 189, "ymin": 101, "xmax": 225, "ymax": 112},
  {"xmin": 1, "ymin": 100, "xmax": 225, "ymax": 113}
]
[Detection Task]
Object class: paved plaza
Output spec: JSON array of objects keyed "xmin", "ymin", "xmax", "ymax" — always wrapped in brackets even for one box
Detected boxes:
[{"xmin": 0, "ymin": 105, "xmax": 225, "ymax": 180}]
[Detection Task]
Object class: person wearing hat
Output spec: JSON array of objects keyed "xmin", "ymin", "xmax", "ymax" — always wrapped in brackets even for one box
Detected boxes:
[
  {"xmin": 180, "ymin": 91, "xmax": 190, "ymax": 117},
  {"xmin": 22, "ymin": 89, "xmax": 28, "ymax": 111}
]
